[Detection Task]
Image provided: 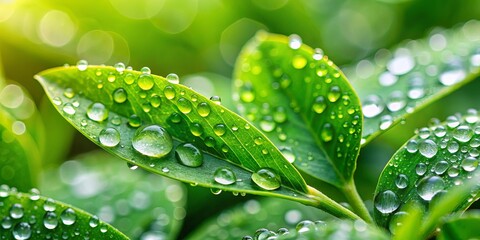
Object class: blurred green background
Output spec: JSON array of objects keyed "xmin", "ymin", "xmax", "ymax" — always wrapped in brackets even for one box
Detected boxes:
[{"xmin": 1, "ymin": 0, "xmax": 480, "ymax": 238}]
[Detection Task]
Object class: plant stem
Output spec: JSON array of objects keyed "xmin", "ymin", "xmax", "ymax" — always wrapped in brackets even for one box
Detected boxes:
[
  {"xmin": 342, "ymin": 179, "xmax": 373, "ymax": 223},
  {"xmin": 307, "ymin": 186, "xmax": 362, "ymax": 221}
]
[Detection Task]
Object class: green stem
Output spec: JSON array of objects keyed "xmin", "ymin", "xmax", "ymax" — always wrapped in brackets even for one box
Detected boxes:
[
  {"xmin": 307, "ymin": 186, "xmax": 362, "ymax": 221},
  {"xmin": 342, "ymin": 179, "xmax": 373, "ymax": 223}
]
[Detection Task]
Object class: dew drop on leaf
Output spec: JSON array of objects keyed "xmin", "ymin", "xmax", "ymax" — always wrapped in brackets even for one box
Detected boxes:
[
  {"xmin": 394, "ymin": 174, "xmax": 408, "ymax": 189},
  {"xmin": 362, "ymin": 95, "xmax": 384, "ymax": 118},
  {"xmin": 240, "ymin": 84, "xmax": 255, "ymax": 103},
  {"xmin": 312, "ymin": 96, "xmax": 327, "ymax": 114},
  {"xmin": 12, "ymin": 222, "xmax": 31, "ymax": 240},
  {"xmin": 132, "ymin": 125, "xmax": 173, "ymax": 158},
  {"xmin": 259, "ymin": 116, "xmax": 276, "ymax": 133},
  {"xmin": 296, "ymin": 220, "xmax": 316, "ymax": 233},
  {"xmin": 140, "ymin": 67, "xmax": 151, "ymax": 75},
  {"xmin": 419, "ymin": 139, "xmax": 438, "ymax": 158},
  {"xmin": 62, "ymin": 103, "xmax": 76, "ymax": 115},
  {"xmin": 124, "ymin": 73, "xmax": 135, "ymax": 85},
  {"xmin": 374, "ymin": 190, "xmax": 400, "ymax": 214},
  {"xmin": 63, "ymin": 88, "xmax": 75, "ymax": 99},
  {"xmin": 43, "ymin": 198, "xmax": 56, "ymax": 211},
  {"xmin": 213, "ymin": 124, "xmax": 226, "ymax": 136},
  {"xmin": 1, "ymin": 216, "xmax": 12, "ymax": 229},
  {"xmin": 43, "ymin": 211, "xmax": 58, "ymax": 230},
  {"xmin": 114, "ymin": 62, "xmax": 125, "ymax": 72},
  {"xmin": 320, "ymin": 123, "xmax": 333, "ymax": 142},
  {"xmin": 214, "ymin": 167, "xmax": 236, "ymax": 185},
  {"xmin": 99, "ymin": 127, "xmax": 121, "ymax": 147},
  {"xmin": 280, "ymin": 147, "xmax": 295, "ymax": 163},
  {"xmin": 251, "ymin": 168, "xmax": 281, "ymax": 190},
  {"xmin": 150, "ymin": 95, "xmax": 161, "ymax": 108},
  {"xmin": 406, "ymin": 140, "xmax": 418, "ymax": 153},
  {"xmin": 190, "ymin": 123, "xmax": 204, "ymax": 137},
  {"xmin": 9, "ymin": 204, "xmax": 24, "ymax": 219},
  {"xmin": 175, "ymin": 143, "xmax": 203, "ymax": 168},
  {"xmin": 138, "ymin": 74, "xmax": 154, "ymax": 90},
  {"xmin": 112, "ymin": 88, "xmax": 127, "ymax": 103},
  {"xmin": 166, "ymin": 73, "xmax": 179, "ymax": 84},
  {"xmin": 312, "ymin": 48, "xmax": 324, "ymax": 60},
  {"xmin": 89, "ymin": 216, "xmax": 99, "ymax": 228},
  {"xmin": 210, "ymin": 96, "xmax": 222, "ymax": 105},
  {"xmin": 177, "ymin": 98, "xmax": 192, "ymax": 114},
  {"xmin": 60, "ymin": 208, "xmax": 77, "ymax": 225},
  {"xmin": 415, "ymin": 163, "xmax": 427, "ymax": 176},
  {"xmin": 453, "ymin": 125, "xmax": 473, "ymax": 142},
  {"xmin": 128, "ymin": 114, "xmax": 142, "ymax": 128},
  {"xmin": 327, "ymin": 86, "xmax": 341, "ymax": 102},
  {"xmin": 288, "ymin": 34, "xmax": 302, "ymax": 50},
  {"xmin": 76, "ymin": 60, "xmax": 88, "ymax": 71},
  {"xmin": 461, "ymin": 157, "xmax": 478, "ymax": 172},
  {"xmin": 87, "ymin": 102, "xmax": 109, "ymax": 122},
  {"xmin": 416, "ymin": 176, "xmax": 445, "ymax": 201},
  {"xmin": 386, "ymin": 91, "xmax": 406, "ymax": 112},
  {"xmin": 197, "ymin": 102, "xmax": 211, "ymax": 117},
  {"xmin": 164, "ymin": 86, "xmax": 176, "ymax": 100},
  {"xmin": 292, "ymin": 55, "xmax": 307, "ymax": 69}
]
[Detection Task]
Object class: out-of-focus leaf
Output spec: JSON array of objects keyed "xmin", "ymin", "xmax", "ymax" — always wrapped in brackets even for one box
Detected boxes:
[
  {"xmin": 233, "ymin": 32, "xmax": 363, "ymax": 189},
  {"xmin": 36, "ymin": 65, "xmax": 312, "ymax": 204},
  {"xmin": 0, "ymin": 184, "xmax": 128, "ymax": 239},
  {"xmin": 438, "ymin": 211, "xmax": 480, "ymax": 240},
  {"xmin": 187, "ymin": 197, "xmax": 330, "ymax": 240},
  {"xmin": 41, "ymin": 150, "xmax": 186, "ymax": 239},
  {"xmin": 345, "ymin": 20, "xmax": 480, "ymax": 145},
  {"xmin": 373, "ymin": 109, "xmax": 480, "ymax": 229}
]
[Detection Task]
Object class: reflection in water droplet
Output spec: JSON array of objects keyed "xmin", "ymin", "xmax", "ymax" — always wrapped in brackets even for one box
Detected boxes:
[
  {"xmin": 416, "ymin": 176, "xmax": 445, "ymax": 201},
  {"xmin": 406, "ymin": 140, "xmax": 418, "ymax": 153},
  {"xmin": 416, "ymin": 163, "xmax": 427, "ymax": 176},
  {"xmin": 13, "ymin": 222, "xmax": 31, "ymax": 240},
  {"xmin": 197, "ymin": 102, "xmax": 211, "ymax": 117},
  {"xmin": 132, "ymin": 125, "xmax": 173, "ymax": 158},
  {"xmin": 214, "ymin": 124, "xmax": 227, "ymax": 136},
  {"xmin": 362, "ymin": 95, "xmax": 384, "ymax": 118},
  {"xmin": 214, "ymin": 167, "xmax": 236, "ymax": 185},
  {"xmin": 210, "ymin": 96, "xmax": 222, "ymax": 105},
  {"xmin": 10, "ymin": 204, "xmax": 24, "ymax": 219},
  {"xmin": 113, "ymin": 88, "xmax": 127, "ymax": 103},
  {"xmin": 138, "ymin": 74, "xmax": 154, "ymax": 90},
  {"xmin": 461, "ymin": 157, "xmax": 478, "ymax": 172},
  {"xmin": 419, "ymin": 139, "xmax": 438, "ymax": 158},
  {"xmin": 60, "ymin": 208, "xmax": 77, "ymax": 225},
  {"xmin": 115, "ymin": 62, "xmax": 125, "ymax": 72},
  {"xmin": 374, "ymin": 190, "xmax": 400, "ymax": 214},
  {"xmin": 251, "ymin": 168, "xmax": 281, "ymax": 190},
  {"xmin": 395, "ymin": 174, "xmax": 408, "ymax": 189},
  {"xmin": 312, "ymin": 96, "xmax": 327, "ymax": 114},
  {"xmin": 62, "ymin": 103, "xmax": 76, "ymax": 115},
  {"xmin": 177, "ymin": 98, "xmax": 192, "ymax": 114},
  {"xmin": 453, "ymin": 125, "xmax": 473, "ymax": 142},
  {"xmin": 43, "ymin": 212, "xmax": 58, "ymax": 230},
  {"xmin": 99, "ymin": 127, "xmax": 121, "ymax": 147},
  {"xmin": 280, "ymin": 147, "xmax": 295, "ymax": 163},
  {"xmin": 175, "ymin": 143, "xmax": 203, "ymax": 167},
  {"xmin": 327, "ymin": 86, "xmax": 341, "ymax": 102},
  {"xmin": 87, "ymin": 102, "xmax": 109, "ymax": 122}
]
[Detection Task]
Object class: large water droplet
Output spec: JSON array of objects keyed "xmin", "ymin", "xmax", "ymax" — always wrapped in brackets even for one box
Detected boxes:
[
  {"xmin": 175, "ymin": 143, "xmax": 203, "ymax": 167},
  {"xmin": 288, "ymin": 34, "xmax": 302, "ymax": 49},
  {"xmin": 132, "ymin": 125, "xmax": 173, "ymax": 158},
  {"xmin": 461, "ymin": 157, "xmax": 478, "ymax": 172},
  {"xmin": 327, "ymin": 86, "xmax": 341, "ymax": 102},
  {"xmin": 60, "ymin": 208, "xmax": 76, "ymax": 225},
  {"xmin": 213, "ymin": 124, "xmax": 226, "ymax": 136},
  {"xmin": 453, "ymin": 125, "xmax": 473, "ymax": 142},
  {"xmin": 387, "ymin": 50, "xmax": 414, "ymax": 75},
  {"xmin": 113, "ymin": 88, "xmax": 127, "ymax": 103},
  {"xmin": 77, "ymin": 60, "xmax": 88, "ymax": 71},
  {"xmin": 13, "ymin": 222, "xmax": 31, "ymax": 240},
  {"xmin": 87, "ymin": 102, "xmax": 109, "ymax": 122},
  {"xmin": 362, "ymin": 95, "xmax": 384, "ymax": 118},
  {"xmin": 419, "ymin": 139, "xmax": 438, "ymax": 158},
  {"xmin": 138, "ymin": 74, "xmax": 154, "ymax": 90},
  {"xmin": 166, "ymin": 73, "xmax": 179, "ymax": 84},
  {"xmin": 251, "ymin": 168, "xmax": 281, "ymax": 190},
  {"xmin": 395, "ymin": 174, "xmax": 408, "ymax": 189},
  {"xmin": 214, "ymin": 167, "xmax": 236, "ymax": 185},
  {"xmin": 374, "ymin": 190, "xmax": 400, "ymax": 214},
  {"xmin": 99, "ymin": 127, "xmax": 121, "ymax": 147},
  {"xmin": 312, "ymin": 96, "xmax": 327, "ymax": 114},
  {"xmin": 417, "ymin": 176, "xmax": 445, "ymax": 201},
  {"xmin": 260, "ymin": 116, "xmax": 276, "ymax": 133},
  {"xmin": 9, "ymin": 204, "xmax": 24, "ymax": 219},
  {"xmin": 43, "ymin": 212, "xmax": 58, "ymax": 230},
  {"xmin": 280, "ymin": 147, "xmax": 295, "ymax": 163},
  {"xmin": 197, "ymin": 102, "xmax": 211, "ymax": 117},
  {"xmin": 439, "ymin": 60, "xmax": 466, "ymax": 86}
]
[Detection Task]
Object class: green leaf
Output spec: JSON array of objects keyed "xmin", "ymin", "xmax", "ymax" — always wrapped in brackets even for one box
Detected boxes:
[
  {"xmin": 0, "ymin": 185, "xmax": 128, "ymax": 239},
  {"xmin": 35, "ymin": 65, "xmax": 310, "ymax": 202},
  {"xmin": 187, "ymin": 197, "xmax": 331, "ymax": 240},
  {"xmin": 438, "ymin": 211, "xmax": 480, "ymax": 240},
  {"xmin": 41, "ymin": 150, "xmax": 186, "ymax": 239},
  {"xmin": 233, "ymin": 32, "xmax": 363, "ymax": 188},
  {"xmin": 373, "ymin": 109, "xmax": 480, "ymax": 229},
  {"xmin": 345, "ymin": 20, "xmax": 480, "ymax": 145}
]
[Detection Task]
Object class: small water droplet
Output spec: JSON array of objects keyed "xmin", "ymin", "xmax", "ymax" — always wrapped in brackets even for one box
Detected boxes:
[
  {"xmin": 374, "ymin": 190, "xmax": 400, "ymax": 214},
  {"xmin": 190, "ymin": 123, "xmax": 204, "ymax": 137},
  {"xmin": 213, "ymin": 124, "xmax": 227, "ymax": 136},
  {"xmin": 77, "ymin": 60, "xmax": 88, "ymax": 71},
  {"xmin": 29, "ymin": 188, "xmax": 40, "ymax": 201},
  {"xmin": 175, "ymin": 143, "xmax": 203, "ymax": 167},
  {"xmin": 43, "ymin": 212, "xmax": 58, "ymax": 229},
  {"xmin": 260, "ymin": 116, "xmax": 276, "ymax": 133},
  {"xmin": 63, "ymin": 88, "xmax": 75, "ymax": 99},
  {"xmin": 141, "ymin": 67, "xmax": 151, "ymax": 75},
  {"xmin": 210, "ymin": 188, "xmax": 222, "ymax": 195},
  {"xmin": 138, "ymin": 74, "xmax": 154, "ymax": 90},
  {"xmin": 115, "ymin": 62, "xmax": 125, "ymax": 72},
  {"xmin": 406, "ymin": 140, "xmax": 418, "ymax": 153},
  {"xmin": 210, "ymin": 96, "xmax": 222, "ymax": 105},
  {"xmin": 87, "ymin": 102, "xmax": 109, "ymax": 122},
  {"xmin": 60, "ymin": 208, "xmax": 77, "ymax": 225},
  {"xmin": 407, "ymin": 74, "xmax": 425, "ymax": 99},
  {"xmin": 177, "ymin": 98, "xmax": 192, "ymax": 114},
  {"xmin": 9, "ymin": 204, "xmax": 24, "ymax": 219},
  {"xmin": 113, "ymin": 88, "xmax": 127, "ymax": 103},
  {"xmin": 240, "ymin": 84, "xmax": 255, "ymax": 103},
  {"xmin": 132, "ymin": 125, "xmax": 173, "ymax": 158},
  {"xmin": 379, "ymin": 115, "xmax": 393, "ymax": 130},
  {"xmin": 280, "ymin": 147, "xmax": 295, "ymax": 163},
  {"xmin": 434, "ymin": 126, "xmax": 447, "ymax": 137},
  {"xmin": 416, "ymin": 163, "xmax": 427, "ymax": 176},
  {"xmin": 395, "ymin": 174, "xmax": 408, "ymax": 189},
  {"xmin": 417, "ymin": 176, "xmax": 445, "ymax": 201},
  {"xmin": 13, "ymin": 222, "xmax": 31, "ymax": 240},
  {"xmin": 1, "ymin": 216, "xmax": 12, "ymax": 229},
  {"xmin": 62, "ymin": 103, "xmax": 76, "ymax": 115},
  {"xmin": 162, "ymin": 167, "xmax": 170, "ymax": 173},
  {"xmin": 197, "ymin": 102, "xmax": 211, "ymax": 117},
  {"xmin": 205, "ymin": 136, "xmax": 216, "ymax": 147},
  {"xmin": 327, "ymin": 86, "xmax": 341, "ymax": 102},
  {"xmin": 387, "ymin": 50, "xmax": 414, "ymax": 75},
  {"xmin": 43, "ymin": 198, "xmax": 56, "ymax": 211},
  {"xmin": 214, "ymin": 167, "xmax": 237, "ymax": 185},
  {"xmin": 453, "ymin": 125, "xmax": 473, "ymax": 142},
  {"xmin": 99, "ymin": 127, "xmax": 121, "ymax": 147},
  {"xmin": 321, "ymin": 123, "xmax": 333, "ymax": 142},
  {"xmin": 362, "ymin": 95, "xmax": 384, "ymax": 118},
  {"xmin": 164, "ymin": 86, "xmax": 176, "ymax": 100},
  {"xmin": 124, "ymin": 73, "xmax": 135, "ymax": 85},
  {"xmin": 386, "ymin": 91, "xmax": 406, "ymax": 112},
  {"xmin": 273, "ymin": 106, "xmax": 287, "ymax": 123},
  {"xmin": 128, "ymin": 114, "xmax": 142, "ymax": 128},
  {"xmin": 312, "ymin": 48, "xmax": 324, "ymax": 60},
  {"xmin": 89, "ymin": 216, "xmax": 99, "ymax": 228},
  {"xmin": 292, "ymin": 55, "xmax": 307, "ymax": 69},
  {"xmin": 288, "ymin": 34, "xmax": 302, "ymax": 49},
  {"xmin": 419, "ymin": 139, "xmax": 438, "ymax": 158},
  {"xmin": 166, "ymin": 73, "xmax": 179, "ymax": 84},
  {"xmin": 439, "ymin": 60, "xmax": 466, "ymax": 86},
  {"xmin": 446, "ymin": 115, "xmax": 460, "ymax": 128},
  {"xmin": 433, "ymin": 160, "xmax": 449, "ymax": 175},
  {"xmin": 251, "ymin": 168, "xmax": 281, "ymax": 190},
  {"xmin": 312, "ymin": 96, "xmax": 327, "ymax": 114},
  {"xmin": 296, "ymin": 220, "xmax": 316, "ymax": 233}
]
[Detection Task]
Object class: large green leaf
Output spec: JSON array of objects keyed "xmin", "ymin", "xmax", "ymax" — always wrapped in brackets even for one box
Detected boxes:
[
  {"xmin": 35, "ymin": 65, "xmax": 313, "ymax": 204},
  {"xmin": 438, "ymin": 211, "xmax": 480, "ymax": 240},
  {"xmin": 0, "ymin": 184, "xmax": 128, "ymax": 239},
  {"xmin": 373, "ymin": 109, "xmax": 480, "ymax": 228},
  {"xmin": 41, "ymin": 150, "xmax": 186, "ymax": 239},
  {"xmin": 233, "ymin": 32, "xmax": 363, "ymax": 189},
  {"xmin": 187, "ymin": 197, "xmax": 330, "ymax": 240},
  {"xmin": 345, "ymin": 20, "xmax": 480, "ymax": 145}
]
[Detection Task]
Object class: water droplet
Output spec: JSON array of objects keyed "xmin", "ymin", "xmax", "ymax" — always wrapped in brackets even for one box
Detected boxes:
[
  {"xmin": 416, "ymin": 163, "xmax": 427, "ymax": 176},
  {"xmin": 386, "ymin": 91, "xmax": 406, "ymax": 112},
  {"xmin": 43, "ymin": 212, "xmax": 58, "ymax": 229},
  {"xmin": 205, "ymin": 136, "xmax": 216, "ymax": 147},
  {"xmin": 439, "ymin": 60, "xmax": 466, "ymax": 86},
  {"xmin": 166, "ymin": 73, "xmax": 179, "ymax": 84},
  {"xmin": 273, "ymin": 106, "xmax": 287, "ymax": 123},
  {"xmin": 175, "ymin": 143, "xmax": 203, "ymax": 168},
  {"xmin": 312, "ymin": 96, "xmax": 327, "ymax": 114},
  {"xmin": 132, "ymin": 125, "xmax": 173, "ymax": 158},
  {"xmin": 63, "ymin": 88, "xmax": 75, "ymax": 99},
  {"xmin": 260, "ymin": 116, "xmax": 276, "ymax": 133},
  {"xmin": 213, "ymin": 124, "xmax": 226, "ymax": 136},
  {"xmin": 419, "ymin": 139, "xmax": 438, "ymax": 158},
  {"xmin": 447, "ymin": 140, "xmax": 459, "ymax": 153},
  {"xmin": 408, "ymin": 74, "xmax": 426, "ymax": 99},
  {"xmin": 447, "ymin": 166, "xmax": 459, "ymax": 177},
  {"xmin": 214, "ymin": 167, "xmax": 236, "ymax": 185},
  {"xmin": 99, "ymin": 128, "xmax": 121, "ymax": 147},
  {"xmin": 387, "ymin": 50, "xmax": 414, "ymax": 75},
  {"xmin": 141, "ymin": 67, "xmax": 151, "ymax": 74},
  {"xmin": 374, "ymin": 190, "xmax": 400, "ymax": 214},
  {"xmin": 113, "ymin": 88, "xmax": 127, "ymax": 103},
  {"xmin": 362, "ymin": 95, "xmax": 384, "ymax": 118},
  {"xmin": 210, "ymin": 188, "xmax": 222, "ymax": 195},
  {"xmin": 312, "ymin": 48, "xmax": 324, "ymax": 60},
  {"xmin": 108, "ymin": 73, "xmax": 116, "ymax": 82},
  {"xmin": 197, "ymin": 102, "xmax": 211, "ymax": 117},
  {"xmin": 240, "ymin": 84, "xmax": 255, "ymax": 103},
  {"xmin": 321, "ymin": 123, "xmax": 333, "ymax": 142},
  {"xmin": 13, "ymin": 222, "xmax": 31, "ymax": 240},
  {"xmin": 115, "ymin": 62, "xmax": 125, "ymax": 72},
  {"xmin": 296, "ymin": 220, "xmax": 316, "ymax": 233},
  {"xmin": 288, "ymin": 34, "xmax": 302, "ymax": 49},
  {"xmin": 251, "ymin": 168, "xmax": 281, "ymax": 190},
  {"xmin": 389, "ymin": 211, "xmax": 408, "ymax": 234},
  {"xmin": 453, "ymin": 125, "xmax": 473, "ymax": 142},
  {"xmin": 406, "ymin": 140, "xmax": 418, "ymax": 153},
  {"xmin": 280, "ymin": 147, "xmax": 295, "ymax": 163},
  {"xmin": 433, "ymin": 160, "xmax": 449, "ymax": 175},
  {"xmin": 395, "ymin": 174, "xmax": 408, "ymax": 189},
  {"xmin": 434, "ymin": 126, "xmax": 447, "ymax": 137},
  {"xmin": 164, "ymin": 86, "xmax": 176, "ymax": 100},
  {"xmin": 177, "ymin": 98, "xmax": 192, "ymax": 114},
  {"xmin": 161, "ymin": 167, "xmax": 170, "ymax": 173},
  {"xmin": 87, "ymin": 102, "xmax": 109, "ymax": 122},
  {"xmin": 292, "ymin": 55, "xmax": 307, "ymax": 69},
  {"xmin": 43, "ymin": 198, "xmax": 56, "ymax": 211},
  {"xmin": 417, "ymin": 176, "xmax": 445, "ymax": 201},
  {"xmin": 190, "ymin": 123, "xmax": 204, "ymax": 137},
  {"xmin": 461, "ymin": 157, "xmax": 478, "ymax": 172},
  {"xmin": 10, "ymin": 204, "xmax": 24, "ymax": 219},
  {"xmin": 77, "ymin": 60, "xmax": 88, "ymax": 71},
  {"xmin": 379, "ymin": 115, "xmax": 393, "ymax": 130},
  {"xmin": 327, "ymin": 86, "xmax": 341, "ymax": 102},
  {"xmin": 124, "ymin": 73, "xmax": 135, "ymax": 85},
  {"xmin": 378, "ymin": 71, "xmax": 398, "ymax": 86},
  {"xmin": 29, "ymin": 188, "xmax": 40, "ymax": 201},
  {"xmin": 128, "ymin": 114, "xmax": 141, "ymax": 128},
  {"xmin": 138, "ymin": 74, "xmax": 154, "ymax": 90},
  {"xmin": 62, "ymin": 103, "xmax": 76, "ymax": 115},
  {"xmin": 210, "ymin": 96, "xmax": 222, "ymax": 105}
]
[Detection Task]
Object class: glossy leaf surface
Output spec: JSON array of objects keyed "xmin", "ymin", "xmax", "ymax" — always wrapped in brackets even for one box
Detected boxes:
[
  {"xmin": 345, "ymin": 20, "xmax": 480, "ymax": 145},
  {"xmin": 234, "ymin": 32, "xmax": 363, "ymax": 187},
  {"xmin": 36, "ymin": 65, "xmax": 310, "ymax": 202},
  {"xmin": 0, "ymin": 185, "xmax": 128, "ymax": 239},
  {"xmin": 374, "ymin": 110, "xmax": 480, "ymax": 228},
  {"xmin": 41, "ymin": 151, "xmax": 186, "ymax": 239}
]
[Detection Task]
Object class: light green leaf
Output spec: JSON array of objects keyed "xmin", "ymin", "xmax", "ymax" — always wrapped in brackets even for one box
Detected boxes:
[
  {"xmin": 35, "ymin": 65, "xmax": 311, "ymax": 203},
  {"xmin": 187, "ymin": 197, "xmax": 331, "ymax": 240},
  {"xmin": 41, "ymin": 150, "xmax": 186, "ymax": 239},
  {"xmin": 233, "ymin": 32, "xmax": 363, "ymax": 188},
  {"xmin": 0, "ymin": 52, "xmax": 5, "ymax": 88},
  {"xmin": 438, "ymin": 211, "xmax": 480, "ymax": 240},
  {"xmin": 373, "ymin": 109, "xmax": 480, "ymax": 228},
  {"xmin": 0, "ymin": 184, "xmax": 128, "ymax": 239},
  {"xmin": 345, "ymin": 20, "xmax": 480, "ymax": 145}
]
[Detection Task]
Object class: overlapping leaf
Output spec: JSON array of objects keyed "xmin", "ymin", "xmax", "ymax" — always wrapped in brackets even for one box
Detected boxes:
[
  {"xmin": 36, "ymin": 65, "xmax": 310, "ymax": 203},
  {"xmin": 0, "ymin": 185, "xmax": 127, "ymax": 239},
  {"xmin": 374, "ymin": 109, "xmax": 480, "ymax": 228},
  {"xmin": 438, "ymin": 211, "xmax": 480, "ymax": 240},
  {"xmin": 345, "ymin": 20, "xmax": 480, "ymax": 145},
  {"xmin": 41, "ymin": 151, "xmax": 186, "ymax": 239},
  {"xmin": 233, "ymin": 32, "xmax": 363, "ymax": 188}
]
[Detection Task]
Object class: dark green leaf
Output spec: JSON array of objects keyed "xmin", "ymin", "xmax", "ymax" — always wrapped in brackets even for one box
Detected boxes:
[
  {"xmin": 374, "ymin": 109, "xmax": 480, "ymax": 229},
  {"xmin": 233, "ymin": 32, "xmax": 363, "ymax": 188},
  {"xmin": 187, "ymin": 197, "xmax": 331, "ymax": 240},
  {"xmin": 345, "ymin": 21, "xmax": 480, "ymax": 145},
  {"xmin": 438, "ymin": 211, "xmax": 480, "ymax": 240},
  {"xmin": 0, "ymin": 184, "xmax": 128, "ymax": 239},
  {"xmin": 36, "ymin": 65, "xmax": 310, "ymax": 202},
  {"xmin": 41, "ymin": 150, "xmax": 186, "ymax": 239}
]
